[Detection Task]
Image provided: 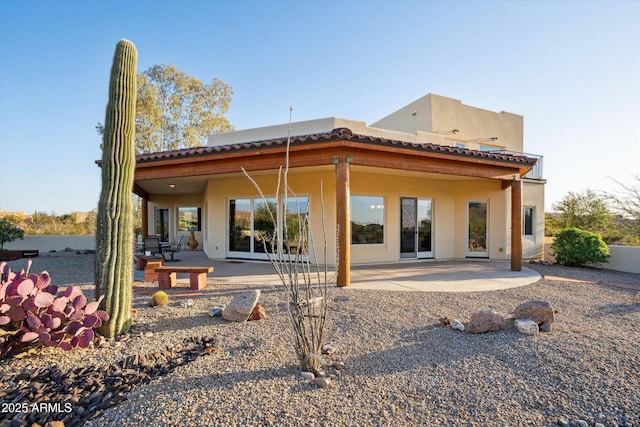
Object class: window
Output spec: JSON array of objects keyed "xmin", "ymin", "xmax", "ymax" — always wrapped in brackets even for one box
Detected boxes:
[
  {"xmin": 228, "ymin": 197, "xmax": 309, "ymax": 258},
  {"xmin": 351, "ymin": 196, "xmax": 384, "ymax": 244},
  {"xmin": 454, "ymin": 142, "xmax": 465, "ymax": 149},
  {"xmin": 178, "ymin": 207, "xmax": 201, "ymax": 232},
  {"xmin": 523, "ymin": 207, "xmax": 534, "ymax": 236},
  {"xmin": 479, "ymin": 144, "xmax": 500, "ymax": 152}
]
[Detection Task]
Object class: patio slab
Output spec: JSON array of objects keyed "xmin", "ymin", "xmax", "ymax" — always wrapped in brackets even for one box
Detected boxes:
[{"xmin": 136, "ymin": 251, "xmax": 541, "ymax": 293}]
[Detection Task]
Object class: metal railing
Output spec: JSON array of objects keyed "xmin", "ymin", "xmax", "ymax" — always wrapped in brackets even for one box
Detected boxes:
[{"xmin": 489, "ymin": 150, "xmax": 544, "ymax": 179}]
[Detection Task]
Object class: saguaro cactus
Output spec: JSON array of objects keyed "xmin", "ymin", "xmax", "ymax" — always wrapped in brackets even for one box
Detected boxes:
[{"xmin": 95, "ymin": 39, "xmax": 137, "ymax": 337}]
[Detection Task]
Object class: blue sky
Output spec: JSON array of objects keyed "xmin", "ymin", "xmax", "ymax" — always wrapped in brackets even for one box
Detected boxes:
[{"xmin": 1, "ymin": 0, "xmax": 638, "ymax": 215}]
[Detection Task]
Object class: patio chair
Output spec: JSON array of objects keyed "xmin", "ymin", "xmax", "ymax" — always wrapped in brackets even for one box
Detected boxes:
[
  {"xmin": 163, "ymin": 235, "xmax": 184, "ymax": 262},
  {"xmin": 143, "ymin": 237, "xmax": 165, "ymax": 259},
  {"xmin": 134, "ymin": 235, "xmax": 144, "ymax": 253}
]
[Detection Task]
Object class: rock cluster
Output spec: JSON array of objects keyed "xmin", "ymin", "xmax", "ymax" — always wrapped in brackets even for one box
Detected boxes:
[
  {"xmin": 513, "ymin": 300, "xmax": 555, "ymax": 332},
  {"xmin": 442, "ymin": 300, "xmax": 555, "ymax": 335},
  {"xmin": 528, "ymin": 259, "xmax": 553, "ymax": 266},
  {"xmin": 298, "ymin": 345, "xmax": 345, "ymax": 389},
  {"xmin": 0, "ymin": 336, "xmax": 218, "ymax": 427}
]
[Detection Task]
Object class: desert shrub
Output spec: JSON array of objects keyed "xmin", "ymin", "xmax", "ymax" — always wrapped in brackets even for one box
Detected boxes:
[
  {"xmin": 551, "ymin": 228, "xmax": 610, "ymax": 267},
  {"xmin": 151, "ymin": 291, "xmax": 169, "ymax": 307},
  {"xmin": 243, "ymin": 112, "xmax": 332, "ymax": 374},
  {"xmin": 0, "ymin": 260, "xmax": 109, "ymax": 357},
  {"xmin": 0, "ymin": 218, "xmax": 24, "ymax": 251}
]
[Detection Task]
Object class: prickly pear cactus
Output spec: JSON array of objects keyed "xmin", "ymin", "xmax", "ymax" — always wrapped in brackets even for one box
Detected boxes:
[{"xmin": 95, "ymin": 39, "xmax": 137, "ymax": 338}]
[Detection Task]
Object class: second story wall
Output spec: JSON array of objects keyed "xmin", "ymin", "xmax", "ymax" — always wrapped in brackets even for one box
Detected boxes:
[{"xmin": 371, "ymin": 94, "xmax": 524, "ymax": 153}]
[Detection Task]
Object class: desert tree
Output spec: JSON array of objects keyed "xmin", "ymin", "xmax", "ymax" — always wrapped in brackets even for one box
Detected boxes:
[
  {"xmin": 605, "ymin": 174, "xmax": 640, "ymax": 245},
  {"xmin": 551, "ymin": 190, "xmax": 616, "ymax": 242},
  {"xmin": 97, "ymin": 63, "xmax": 233, "ymax": 154}
]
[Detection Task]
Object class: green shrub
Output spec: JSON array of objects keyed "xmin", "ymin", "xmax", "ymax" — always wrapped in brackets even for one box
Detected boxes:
[{"xmin": 551, "ymin": 228, "xmax": 610, "ymax": 267}]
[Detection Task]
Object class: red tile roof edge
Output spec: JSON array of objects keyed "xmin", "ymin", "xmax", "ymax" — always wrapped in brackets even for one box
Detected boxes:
[{"xmin": 102, "ymin": 127, "xmax": 538, "ymax": 166}]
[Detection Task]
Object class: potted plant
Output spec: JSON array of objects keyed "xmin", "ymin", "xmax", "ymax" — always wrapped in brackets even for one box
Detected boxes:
[{"xmin": 188, "ymin": 226, "xmax": 199, "ymax": 250}]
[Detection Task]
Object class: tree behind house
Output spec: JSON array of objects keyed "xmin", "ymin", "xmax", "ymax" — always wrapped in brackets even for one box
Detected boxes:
[
  {"xmin": 97, "ymin": 63, "xmax": 234, "ymax": 154},
  {"xmin": 605, "ymin": 174, "xmax": 640, "ymax": 245},
  {"xmin": 550, "ymin": 190, "xmax": 618, "ymax": 243}
]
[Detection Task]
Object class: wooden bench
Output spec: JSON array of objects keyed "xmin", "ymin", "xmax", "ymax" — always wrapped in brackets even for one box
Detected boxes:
[
  {"xmin": 154, "ymin": 266, "xmax": 214, "ymax": 290},
  {"xmin": 144, "ymin": 261, "xmax": 164, "ymax": 282}
]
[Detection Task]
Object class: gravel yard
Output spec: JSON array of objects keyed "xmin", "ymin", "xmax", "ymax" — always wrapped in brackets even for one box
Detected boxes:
[{"xmin": 1, "ymin": 253, "xmax": 639, "ymax": 426}]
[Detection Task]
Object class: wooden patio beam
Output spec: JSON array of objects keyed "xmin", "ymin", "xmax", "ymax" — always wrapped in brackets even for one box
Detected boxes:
[
  {"xmin": 135, "ymin": 142, "xmax": 526, "ymax": 182},
  {"xmin": 133, "ymin": 183, "xmax": 150, "ymax": 199}
]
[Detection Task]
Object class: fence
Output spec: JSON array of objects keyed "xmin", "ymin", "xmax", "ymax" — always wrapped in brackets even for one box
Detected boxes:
[{"xmin": 3, "ymin": 235, "xmax": 96, "ymax": 253}]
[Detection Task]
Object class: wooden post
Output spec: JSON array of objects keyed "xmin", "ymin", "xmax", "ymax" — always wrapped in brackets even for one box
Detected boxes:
[
  {"xmin": 335, "ymin": 161, "xmax": 351, "ymax": 287},
  {"xmin": 511, "ymin": 178, "xmax": 522, "ymax": 271},
  {"xmin": 141, "ymin": 197, "xmax": 149, "ymax": 238}
]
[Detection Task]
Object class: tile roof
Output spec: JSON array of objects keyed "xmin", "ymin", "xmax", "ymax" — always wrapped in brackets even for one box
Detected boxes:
[{"xmin": 134, "ymin": 127, "xmax": 538, "ymax": 166}]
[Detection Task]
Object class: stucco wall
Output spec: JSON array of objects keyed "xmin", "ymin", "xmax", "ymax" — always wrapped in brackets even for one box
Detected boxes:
[
  {"xmin": 196, "ymin": 166, "xmax": 544, "ymax": 265},
  {"xmin": 349, "ymin": 168, "xmax": 458, "ymax": 263},
  {"xmin": 371, "ymin": 94, "xmax": 524, "ymax": 153},
  {"xmin": 522, "ymin": 180, "xmax": 545, "ymax": 259},
  {"xmin": 3, "ymin": 235, "xmax": 96, "ymax": 252},
  {"xmin": 603, "ymin": 246, "xmax": 640, "ymax": 274},
  {"xmin": 430, "ymin": 94, "xmax": 524, "ymax": 152}
]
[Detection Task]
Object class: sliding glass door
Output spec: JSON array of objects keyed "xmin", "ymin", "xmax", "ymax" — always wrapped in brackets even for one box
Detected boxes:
[
  {"xmin": 400, "ymin": 198, "xmax": 433, "ymax": 259},
  {"xmin": 228, "ymin": 199, "xmax": 251, "ymax": 254},
  {"xmin": 466, "ymin": 200, "xmax": 488, "ymax": 257},
  {"xmin": 228, "ymin": 197, "xmax": 309, "ymax": 260},
  {"xmin": 154, "ymin": 208, "xmax": 169, "ymax": 243}
]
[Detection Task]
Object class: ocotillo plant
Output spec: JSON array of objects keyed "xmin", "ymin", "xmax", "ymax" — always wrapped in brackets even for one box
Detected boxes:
[
  {"xmin": 243, "ymin": 107, "xmax": 334, "ymax": 374},
  {"xmin": 95, "ymin": 39, "xmax": 137, "ymax": 338}
]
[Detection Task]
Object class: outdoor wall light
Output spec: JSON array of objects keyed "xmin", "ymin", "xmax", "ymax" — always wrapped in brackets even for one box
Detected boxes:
[
  {"xmin": 168, "ymin": 183, "xmax": 176, "ymax": 189},
  {"xmin": 468, "ymin": 137, "xmax": 499, "ymax": 143}
]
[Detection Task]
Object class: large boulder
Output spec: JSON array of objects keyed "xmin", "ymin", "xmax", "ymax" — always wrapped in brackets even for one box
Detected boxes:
[
  {"xmin": 514, "ymin": 300, "xmax": 555, "ymax": 326},
  {"xmin": 222, "ymin": 290, "xmax": 261, "ymax": 322},
  {"xmin": 465, "ymin": 310, "xmax": 507, "ymax": 334}
]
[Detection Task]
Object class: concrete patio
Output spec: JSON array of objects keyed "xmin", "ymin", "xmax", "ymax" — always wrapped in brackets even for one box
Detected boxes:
[{"xmin": 135, "ymin": 250, "xmax": 541, "ymax": 293}]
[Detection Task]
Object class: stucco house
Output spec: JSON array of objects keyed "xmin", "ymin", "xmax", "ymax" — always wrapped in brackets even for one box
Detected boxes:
[{"xmin": 132, "ymin": 93, "xmax": 545, "ymax": 286}]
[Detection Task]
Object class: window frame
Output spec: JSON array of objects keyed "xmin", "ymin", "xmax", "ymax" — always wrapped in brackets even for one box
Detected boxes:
[
  {"xmin": 177, "ymin": 206, "xmax": 202, "ymax": 232},
  {"xmin": 350, "ymin": 195, "xmax": 385, "ymax": 245},
  {"xmin": 523, "ymin": 206, "xmax": 534, "ymax": 236}
]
